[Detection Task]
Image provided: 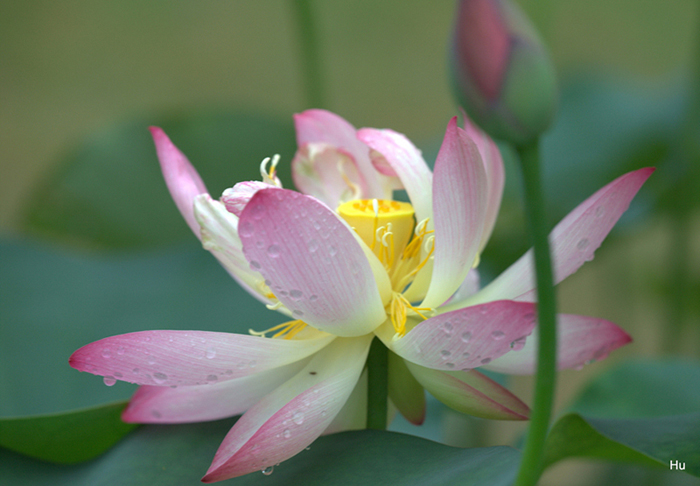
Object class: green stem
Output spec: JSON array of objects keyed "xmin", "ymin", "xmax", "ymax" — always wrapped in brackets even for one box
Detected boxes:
[
  {"xmin": 514, "ymin": 139, "xmax": 558, "ymax": 486},
  {"xmin": 290, "ymin": 0, "xmax": 325, "ymax": 108},
  {"xmin": 366, "ymin": 337, "xmax": 388, "ymax": 430}
]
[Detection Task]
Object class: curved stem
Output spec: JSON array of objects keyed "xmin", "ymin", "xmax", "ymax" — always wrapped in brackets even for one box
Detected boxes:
[
  {"xmin": 290, "ymin": 0, "xmax": 326, "ymax": 108},
  {"xmin": 514, "ymin": 139, "xmax": 557, "ymax": 486},
  {"xmin": 366, "ymin": 337, "xmax": 388, "ymax": 430}
]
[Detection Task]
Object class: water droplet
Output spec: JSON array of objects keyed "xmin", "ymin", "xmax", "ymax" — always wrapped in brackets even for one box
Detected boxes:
[
  {"xmin": 250, "ymin": 203, "xmax": 266, "ymax": 220},
  {"xmin": 480, "ymin": 357, "xmax": 492, "ymax": 365},
  {"xmin": 207, "ymin": 374, "xmax": 218, "ymax": 381},
  {"xmin": 147, "ymin": 356, "xmax": 156, "ymax": 365},
  {"xmin": 101, "ymin": 349, "xmax": 112, "ymax": 359},
  {"xmin": 256, "ymin": 241, "xmax": 265, "ymax": 249},
  {"xmin": 153, "ymin": 372, "xmax": 168, "ymax": 384},
  {"xmin": 312, "ymin": 220, "xmax": 321, "ymax": 230},
  {"xmin": 151, "ymin": 410, "xmax": 162, "ymax": 418},
  {"xmin": 145, "ymin": 336, "xmax": 151, "ymax": 342},
  {"xmin": 132, "ymin": 368, "xmax": 140, "ymax": 374},
  {"xmin": 510, "ymin": 336, "xmax": 527, "ymax": 351},
  {"xmin": 262, "ymin": 466, "xmax": 274, "ymax": 476},
  {"xmin": 329, "ymin": 245, "xmax": 338, "ymax": 256},
  {"xmin": 305, "ymin": 446, "xmax": 311, "ymax": 451},
  {"xmin": 321, "ymin": 410, "xmax": 327, "ymax": 417},
  {"xmin": 292, "ymin": 309, "xmax": 304, "ymax": 317},
  {"xmin": 249, "ymin": 360, "xmax": 257, "ymax": 368},
  {"xmin": 577, "ymin": 238, "xmax": 590, "ymax": 250},
  {"xmin": 250, "ymin": 260, "xmax": 262, "ymax": 270},
  {"xmin": 206, "ymin": 347, "xmax": 216, "ymax": 359},
  {"xmin": 103, "ymin": 376, "xmax": 116, "ymax": 386},
  {"xmin": 117, "ymin": 346, "xmax": 125, "ymax": 355},
  {"xmin": 114, "ymin": 372, "xmax": 122, "ymax": 378},
  {"xmin": 440, "ymin": 321, "xmax": 453, "ymax": 336},
  {"xmin": 595, "ymin": 205, "xmax": 605, "ymax": 218},
  {"xmin": 309, "ymin": 294, "xmax": 318, "ymax": 302},
  {"xmin": 462, "ymin": 352, "xmax": 470, "ymax": 358},
  {"xmin": 445, "ymin": 362, "xmax": 455, "ymax": 369},
  {"xmin": 440, "ymin": 350, "xmax": 451, "ymax": 359},
  {"xmin": 308, "ymin": 239, "xmax": 319, "ymax": 253},
  {"xmin": 491, "ymin": 331, "xmax": 505, "ymax": 340},
  {"xmin": 292, "ymin": 411, "xmax": 304, "ymax": 425},
  {"xmin": 524, "ymin": 312, "xmax": 536, "ymax": 321},
  {"xmin": 283, "ymin": 429, "xmax": 291, "ymax": 439},
  {"xmin": 460, "ymin": 332, "xmax": 472, "ymax": 343},
  {"xmin": 289, "ymin": 289, "xmax": 303, "ymax": 300},
  {"xmin": 267, "ymin": 244, "xmax": 281, "ymax": 258},
  {"xmin": 237, "ymin": 362, "xmax": 246, "ymax": 369}
]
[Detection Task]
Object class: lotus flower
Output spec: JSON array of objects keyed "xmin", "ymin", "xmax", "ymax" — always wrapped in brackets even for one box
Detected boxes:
[{"xmin": 69, "ymin": 109, "xmax": 651, "ymax": 482}]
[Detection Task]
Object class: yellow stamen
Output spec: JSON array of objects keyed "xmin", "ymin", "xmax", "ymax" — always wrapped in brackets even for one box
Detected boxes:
[{"xmin": 249, "ymin": 319, "xmax": 308, "ymax": 339}]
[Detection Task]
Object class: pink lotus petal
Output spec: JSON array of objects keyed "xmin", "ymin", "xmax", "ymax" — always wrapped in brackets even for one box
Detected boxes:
[
  {"xmin": 405, "ymin": 361, "xmax": 529, "ymax": 420},
  {"xmin": 293, "ymin": 110, "xmax": 388, "ymax": 200},
  {"xmin": 123, "ymin": 359, "xmax": 308, "ymax": 423},
  {"xmin": 356, "ymin": 127, "xmax": 434, "ymax": 224},
  {"xmin": 202, "ymin": 335, "xmax": 372, "ymax": 482},
  {"xmin": 484, "ymin": 313, "xmax": 632, "ymax": 375},
  {"xmin": 221, "ymin": 181, "xmax": 271, "ymax": 217},
  {"xmin": 291, "ymin": 143, "xmax": 364, "ymax": 209},
  {"xmin": 444, "ymin": 168, "xmax": 654, "ymax": 310},
  {"xmin": 323, "ymin": 369, "xmax": 368, "ymax": 435},
  {"xmin": 387, "ymin": 300, "xmax": 537, "ymax": 371},
  {"xmin": 239, "ymin": 188, "xmax": 387, "ymax": 337},
  {"xmin": 150, "ymin": 127, "xmax": 208, "ymax": 237},
  {"xmin": 422, "ymin": 118, "xmax": 488, "ymax": 309},
  {"xmin": 194, "ymin": 194, "xmax": 276, "ymax": 307},
  {"xmin": 462, "ymin": 115, "xmax": 505, "ymax": 253},
  {"xmin": 69, "ymin": 330, "xmax": 335, "ymax": 386}
]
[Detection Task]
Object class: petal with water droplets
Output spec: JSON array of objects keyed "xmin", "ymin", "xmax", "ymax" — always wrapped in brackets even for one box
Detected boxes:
[{"xmin": 202, "ymin": 335, "xmax": 372, "ymax": 482}]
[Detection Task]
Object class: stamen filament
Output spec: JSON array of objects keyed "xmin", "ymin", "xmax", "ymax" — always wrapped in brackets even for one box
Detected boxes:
[{"xmin": 250, "ymin": 319, "xmax": 307, "ymax": 339}]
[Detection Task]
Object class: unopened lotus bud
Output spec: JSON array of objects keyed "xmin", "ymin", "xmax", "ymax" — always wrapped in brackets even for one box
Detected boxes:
[{"xmin": 450, "ymin": 0, "xmax": 557, "ymax": 144}]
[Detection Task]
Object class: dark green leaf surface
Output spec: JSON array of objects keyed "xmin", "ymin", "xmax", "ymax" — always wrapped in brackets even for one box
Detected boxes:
[
  {"xmin": 543, "ymin": 360, "xmax": 700, "ymax": 476},
  {"xmin": 0, "ymin": 401, "xmax": 137, "ymax": 464},
  {"xmin": 0, "ymin": 238, "xmax": 283, "ymax": 461},
  {"xmin": 0, "ymin": 423, "xmax": 521, "ymax": 486},
  {"xmin": 22, "ymin": 111, "xmax": 297, "ymax": 249}
]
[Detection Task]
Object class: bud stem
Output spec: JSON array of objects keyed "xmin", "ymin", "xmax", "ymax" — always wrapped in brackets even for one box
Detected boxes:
[
  {"xmin": 514, "ymin": 139, "xmax": 557, "ymax": 486},
  {"xmin": 366, "ymin": 337, "xmax": 388, "ymax": 430},
  {"xmin": 291, "ymin": 0, "xmax": 326, "ymax": 109}
]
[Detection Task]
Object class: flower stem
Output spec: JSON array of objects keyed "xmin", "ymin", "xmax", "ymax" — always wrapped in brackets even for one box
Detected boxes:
[
  {"xmin": 366, "ymin": 337, "xmax": 388, "ymax": 430},
  {"xmin": 290, "ymin": 0, "xmax": 326, "ymax": 109},
  {"xmin": 514, "ymin": 139, "xmax": 557, "ymax": 486}
]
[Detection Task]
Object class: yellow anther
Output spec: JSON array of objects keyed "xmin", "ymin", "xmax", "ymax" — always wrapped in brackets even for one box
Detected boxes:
[
  {"xmin": 249, "ymin": 320, "xmax": 307, "ymax": 340},
  {"xmin": 388, "ymin": 292, "xmax": 433, "ymax": 337}
]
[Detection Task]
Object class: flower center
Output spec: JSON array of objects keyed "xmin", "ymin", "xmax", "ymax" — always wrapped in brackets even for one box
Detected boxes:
[{"xmin": 338, "ymin": 198, "xmax": 435, "ymax": 336}]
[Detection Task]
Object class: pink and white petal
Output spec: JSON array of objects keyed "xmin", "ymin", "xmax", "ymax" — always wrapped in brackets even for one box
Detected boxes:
[
  {"xmin": 221, "ymin": 181, "xmax": 271, "ymax": 217},
  {"xmin": 386, "ymin": 300, "xmax": 537, "ymax": 371},
  {"xmin": 444, "ymin": 269, "xmax": 481, "ymax": 306},
  {"xmin": 202, "ymin": 335, "xmax": 372, "ymax": 482},
  {"xmin": 323, "ymin": 368, "xmax": 368, "ymax": 435},
  {"xmin": 405, "ymin": 361, "xmax": 529, "ymax": 420},
  {"xmin": 444, "ymin": 168, "xmax": 655, "ymax": 310},
  {"xmin": 194, "ymin": 194, "xmax": 276, "ymax": 307},
  {"xmin": 462, "ymin": 116, "xmax": 505, "ymax": 253},
  {"xmin": 356, "ymin": 127, "xmax": 434, "ymax": 224},
  {"xmin": 421, "ymin": 118, "xmax": 488, "ymax": 309},
  {"xmin": 388, "ymin": 352, "xmax": 426, "ymax": 425},
  {"xmin": 291, "ymin": 143, "xmax": 363, "ymax": 208},
  {"xmin": 150, "ymin": 127, "xmax": 209, "ymax": 237},
  {"xmin": 294, "ymin": 110, "xmax": 388, "ymax": 199},
  {"xmin": 123, "ymin": 358, "xmax": 309, "ymax": 423},
  {"xmin": 69, "ymin": 329, "xmax": 335, "ymax": 386},
  {"xmin": 239, "ymin": 188, "xmax": 387, "ymax": 337},
  {"xmin": 483, "ymin": 314, "xmax": 632, "ymax": 375}
]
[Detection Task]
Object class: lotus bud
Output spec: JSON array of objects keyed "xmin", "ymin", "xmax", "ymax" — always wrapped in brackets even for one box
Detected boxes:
[{"xmin": 450, "ymin": 0, "xmax": 558, "ymax": 144}]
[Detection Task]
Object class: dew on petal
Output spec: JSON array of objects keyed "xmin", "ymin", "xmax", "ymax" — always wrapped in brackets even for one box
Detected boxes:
[
  {"xmin": 207, "ymin": 374, "xmax": 218, "ymax": 382},
  {"xmin": 289, "ymin": 289, "xmax": 303, "ymax": 301},
  {"xmin": 491, "ymin": 331, "xmax": 505, "ymax": 340},
  {"xmin": 114, "ymin": 372, "xmax": 122, "ymax": 378},
  {"xmin": 103, "ymin": 376, "xmax": 116, "ymax": 386},
  {"xmin": 153, "ymin": 372, "xmax": 168, "ymax": 384},
  {"xmin": 292, "ymin": 411, "xmax": 304, "ymax": 425},
  {"xmin": 283, "ymin": 429, "xmax": 291, "ymax": 439},
  {"xmin": 460, "ymin": 332, "xmax": 472, "ymax": 343},
  {"xmin": 206, "ymin": 347, "xmax": 217, "ymax": 359},
  {"xmin": 250, "ymin": 260, "xmax": 262, "ymax": 270},
  {"xmin": 440, "ymin": 321, "xmax": 454, "ymax": 336},
  {"xmin": 262, "ymin": 466, "xmax": 274, "ymax": 476},
  {"xmin": 267, "ymin": 244, "xmax": 281, "ymax": 258},
  {"xmin": 250, "ymin": 360, "xmax": 257, "ymax": 368},
  {"xmin": 595, "ymin": 205, "xmax": 605, "ymax": 218},
  {"xmin": 239, "ymin": 222, "xmax": 254, "ymax": 238},
  {"xmin": 577, "ymin": 239, "xmax": 590, "ymax": 250},
  {"xmin": 308, "ymin": 239, "xmax": 319, "ymax": 253},
  {"xmin": 445, "ymin": 362, "xmax": 455, "ymax": 369},
  {"xmin": 309, "ymin": 294, "xmax": 318, "ymax": 302},
  {"xmin": 101, "ymin": 349, "xmax": 112, "ymax": 359},
  {"xmin": 292, "ymin": 309, "xmax": 304, "ymax": 317},
  {"xmin": 440, "ymin": 350, "xmax": 451, "ymax": 359},
  {"xmin": 510, "ymin": 336, "xmax": 527, "ymax": 351},
  {"xmin": 329, "ymin": 245, "xmax": 338, "ymax": 256},
  {"xmin": 480, "ymin": 358, "xmax": 492, "ymax": 365},
  {"xmin": 151, "ymin": 410, "xmax": 162, "ymax": 419}
]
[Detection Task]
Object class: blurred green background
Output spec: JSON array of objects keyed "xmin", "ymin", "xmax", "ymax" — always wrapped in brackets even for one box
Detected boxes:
[{"xmin": 1, "ymin": 1, "xmax": 700, "ymax": 485}]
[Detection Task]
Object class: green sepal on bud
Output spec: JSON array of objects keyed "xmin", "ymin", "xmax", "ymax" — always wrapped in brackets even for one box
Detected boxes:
[{"xmin": 450, "ymin": 0, "xmax": 558, "ymax": 145}]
